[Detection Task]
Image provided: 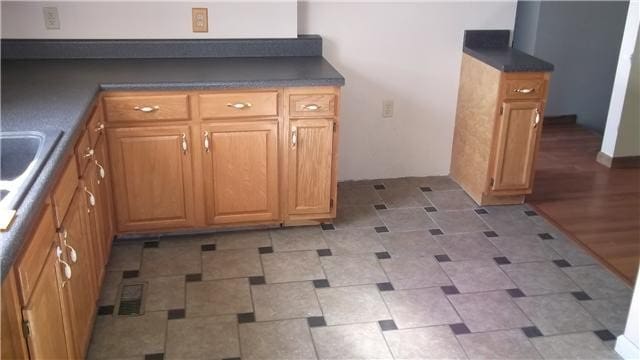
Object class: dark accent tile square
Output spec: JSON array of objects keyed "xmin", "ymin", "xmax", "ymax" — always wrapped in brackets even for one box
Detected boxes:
[
  {"xmin": 249, "ymin": 276, "xmax": 266, "ymax": 285},
  {"xmin": 553, "ymin": 259, "xmax": 572, "ymax": 268},
  {"xmin": 538, "ymin": 233, "xmax": 554, "ymax": 240},
  {"xmin": 168, "ymin": 308, "xmax": 186, "ymax": 320},
  {"xmin": 571, "ymin": 291, "xmax": 592, "ymax": 301},
  {"xmin": 374, "ymin": 184, "xmax": 386, "ymax": 190},
  {"xmin": 317, "ymin": 248, "xmax": 333, "ymax": 257},
  {"xmin": 494, "ymin": 256, "xmax": 512, "ymax": 265},
  {"xmin": 429, "ymin": 228, "xmax": 444, "ymax": 236},
  {"xmin": 483, "ymin": 231, "xmax": 498, "ymax": 238},
  {"xmin": 374, "ymin": 204, "xmax": 388, "ymax": 210},
  {"xmin": 420, "ymin": 186, "xmax": 433, "ymax": 192},
  {"xmin": 97, "ymin": 305, "xmax": 114, "ymax": 316},
  {"xmin": 313, "ymin": 279, "xmax": 330, "ymax": 288},
  {"xmin": 435, "ymin": 254, "xmax": 451, "ymax": 263},
  {"xmin": 122, "ymin": 270, "xmax": 139, "ymax": 279},
  {"xmin": 379, "ymin": 319, "xmax": 398, "ymax": 331},
  {"xmin": 258, "ymin": 246, "xmax": 274, "ymax": 254},
  {"xmin": 522, "ymin": 326, "xmax": 543, "ymax": 338},
  {"xmin": 474, "ymin": 208, "xmax": 488, "ymax": 215},
  {"xmin": 185, "ymin": 273, "xmax": 202, "ymax": 282},
  {"xmin": 307, "ymin": 316, "xmax": 327, "ymax": 327},
  {"xmin": 145, "ymin": 354, "xmax": 165, "ymax": 360},
  {"xmin": 594, "ymin": 329, "xmax": 616, "ymax": 341},
  {"xmin": 449, "ymin": 323, "xmax": 471, "ymax": 335},
  {"xmin": 424, "ymin": 206, "xmax": 438, "ymax": 213},
  {"xmin": 375, "ymin": 226, "xmax": 389, "ymax": 233},
  {"xmin": 375, "ymin": 251, "xmax": 391, "ymax": 259},
  {"xmin": 201, "ymin": 243, "xmax": 216, "ymax": 251},
  {"xmin": 321, "ymin": 223, "xmax": 336, "ymax": 231},
  {"xmin": 377, "ymin": 282, "xmax": 394, "ymax": 291},
  {"xmin": 143, "ymin": 241, "xmax": 159, "ymax": 248},
  {"xmin": 524, "ymin": 210, "xmax": 538, "ymax": 216},
  {"xmin": 237, "ymin": 312, "xmax": 256, "ymax": 323},
  {"xmin": 507, "ymin": 288, "xmax": 526, "ymax": 298},
  {"xmin": 441, "ymin": 285, "xmax": 460, "ymax": 295}
]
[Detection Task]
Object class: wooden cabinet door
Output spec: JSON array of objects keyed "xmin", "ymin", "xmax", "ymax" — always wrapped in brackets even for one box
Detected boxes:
[
  {"xmin": 94, "ymin": 138, "xmax": 114, "ymax": 261},
  {"xmin": 108, "ymin": 126, "xmax": 195, "ymax": 231},
  {"xmin": 21, "ymin": 244, "xmax": 71, "ymax": 360},
  {"xmin": 202, "ymin": 121, "xmax": 279, "ymax": 224},
  {"xmin": 491, "ymin": 101, "xmax": 543, "ymax": 192},
  {"xmin": 59, "ymin": 190, "xmax": 98, "ymax": 358},
  {"xmin": 81, "ymin": 171, "xmax": 106, "ymax": 284},
  {"xmin": 287, "ymin": 119, "xmax": 334, "ymax": 215}
]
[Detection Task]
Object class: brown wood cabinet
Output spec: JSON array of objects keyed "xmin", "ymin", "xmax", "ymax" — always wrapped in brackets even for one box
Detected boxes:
[
  {"xmin": 107, "ymin": 125, "xmax": 196, "ymax": 231},
  {"xmin": 450, "ymin": 54, "xmax": 550, "ymax": 205}
]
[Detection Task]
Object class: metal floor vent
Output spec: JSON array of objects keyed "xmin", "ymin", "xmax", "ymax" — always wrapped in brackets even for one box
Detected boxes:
[{"xmin": 115, "ymin": 282, "xmax": 146, "ymax": 317}]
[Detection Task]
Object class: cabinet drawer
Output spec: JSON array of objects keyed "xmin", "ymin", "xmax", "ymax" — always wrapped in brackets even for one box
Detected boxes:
[
  {"xmin": 103, "ymin": 94, "xmax": 190, "ymax": 122},
  {"xmin": 87, "ymin": 105, "xmax": 105, "ymax": 147},
  {"xmin": 504, "ymin": 78, "xmax": 545, "ymax": 100},
  {"xmin": 16, "ymin": 204, "xmax": 57, "ymax": 303},
  {"xmin": 52, "ymin": 157, "xmax": 79, "ymax": 226},
  {"xmin": 199, "ymin": 92, "xmax": 278, "ymax": 120},
  {"xmin": 289, "ymin": 94, "xmax": 336, "ymax": 117}
]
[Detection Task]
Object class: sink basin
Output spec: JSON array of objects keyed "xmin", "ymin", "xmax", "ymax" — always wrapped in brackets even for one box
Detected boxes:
[{"xmin": 0, "ymin": 130, "xmax": 62, "ymax": 210}]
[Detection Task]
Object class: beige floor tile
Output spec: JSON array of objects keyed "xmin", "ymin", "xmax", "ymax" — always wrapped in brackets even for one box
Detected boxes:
[
  {"xmin": 501, "ymin": 261, "xmax": 581, "ymax": 296},
  {"xmin": 140, "ymin": 246, "xmax": 201, "ymax": 278},
  {"xmin": 333, "ymin": 205, "xmax": 384, "ymax": 229},
  {"xmin": 165, "ymin": 315, "xmax": 239, "ymax": 360},
  {"xmin": 531, "ymin": 332, "xmax": 621, "ymax": 359},
  {"xmin": 436, "ymin": 232, "xmax": 502, "ymax": 261},
  {"xmin": 379, "ymin": 256, "xmax": 451, "ymax": 289},
  {"xmin": 311, "ymin": 322, "xmax": 393, "ymax": 360},
  {"xmin": 98, "ymin": 271, "xmax": 123, "ymax": 306},
  {"xmin": 262, "ymin": 251, "xmax": 325, "ymax": 283},
  {"xmin": 145, "ymin": 276, "xmax": 185, "ymax": 312},
  {"xmin": 429, "ymin": 210, "xmax": 489, "ymax": 234},
  {"xmin": 321, "ymin": 254, "xmax": 388, "ymax": 286},
  {"xmin": 384, "ymin": 326, "xmax": 466, "ymax": 360},
  {"xmin": 425, "ymin": 190, "xmax": 477, "ymax": 210},
  {"xmin": 186, "ymin": 278, "xmax": 252, "ymax": 317},
  {"xmin": 214, "ymin": 230, "xmax": 272, "ymax": 250},
  {"xmin": 515, "ymin": 293, "xmax": 604, "ymax": 335},
  {"xmin": 379, "ymin": 230, "xmax": 444, "ymax": 257},
  {"xmin": 88, "ymin": 311, "xmax": 166, "ymax": 359},
  {"xmin": 240, "ymin": 319, "xmax": 317, "ymax": 360},
  {"xmin": 316, "ymin": 285, "xmax": 390, "ymax": 325},
  {"xmin": 323, "ymin": 228, "xmax": 386, "ymax": 255},
  {"xmin": 202, "ymin": 248, "xmax": 262, "ymax": 280},
  {"xmin": 448, "ymin": 291, "xmax": 532, "ymax": 332},
  {"xmin": 582, "ymin": 296, "xmax": 631, "ymax": 336},
  {"xmin": 270, "ymin": 226, "xmax": 328, "ymax": 252},
  {"xmin": 458, "ymin": 329, "xmax": 542, "ymax": 360},
  {"xmin": 376, "ymin": 187, "xmax": 432, "ymax": 209},
  {"xmin": 107, "ymin": 244, "xmax": 143, "ymax": 271},
  {"xmin": 382, "ymin": 288, "xmax": 460, "ymax": 328},
  {"xmin": 377, "ymin": 208, "xmax": 436, "ymax": 232},
  {"xmin": 562, "ymin": 265, "xmax": 632, "ymax": 299},
  {"xmin": 338, "ymin": 186, "xmax": 384, "ymax": 206},
  {"xmin": 252, "ymin": 281, "xmax": 322, "ymax": 321},
  {"xmin": 488, "ymin": 235, "xmax": 560, "ymax": 263},
  {"xmin": 441, "ymin": 260, "xmax": 515, "ymax": 293}
]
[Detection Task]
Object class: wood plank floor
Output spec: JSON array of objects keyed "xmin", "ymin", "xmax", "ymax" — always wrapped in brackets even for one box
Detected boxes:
[{"xmin": 527, "ymin": 123, "xmax": 640, "ymax": 285}]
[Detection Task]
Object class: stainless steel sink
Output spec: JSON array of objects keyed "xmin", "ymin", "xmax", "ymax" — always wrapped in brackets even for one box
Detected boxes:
[{"xmin": 0, "ymin": 130, "xmax": 62, "ymax": 210}]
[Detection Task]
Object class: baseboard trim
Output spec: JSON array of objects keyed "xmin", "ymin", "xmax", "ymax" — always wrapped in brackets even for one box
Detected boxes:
[
  {"xmin": 615, "ymin": 334, "xmax": 640, "ymax": 359},
  {"xmin": 597, "ymin": 152, "xmax": 640, "ymax": 168},
  {"xmin": 544, "ymin": 114, "xmax": 577, "ymax": 125}
]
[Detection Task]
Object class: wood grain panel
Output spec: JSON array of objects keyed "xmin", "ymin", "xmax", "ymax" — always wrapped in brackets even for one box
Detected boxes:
[
  {"xmin": 103, "ymin": 94, "xmax": 190, "ymax": 122},
  {"xmin": 51, "ymin": 156, "xmax": 79, "ymax": 226},
  {"xmin": 1, "ymin": 268, "xmax": 29, "ymax": 360},
  {"xmin": 199, "ymin": 91, "xmax": 278, "ymax": 120}
]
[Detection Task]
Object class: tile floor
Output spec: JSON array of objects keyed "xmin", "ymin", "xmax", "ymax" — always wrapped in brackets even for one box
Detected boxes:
[{"xmin": 89, "ymin": 176, "xmax": 632, "ymax": 360}]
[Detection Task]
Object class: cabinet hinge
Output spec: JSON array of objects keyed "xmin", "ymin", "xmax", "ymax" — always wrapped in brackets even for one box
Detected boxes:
[
  {"xmin": 333, "ymin": 122, "xmax": 337, "ymax": 132},
  {"xmin": 500, "ymin": 105, "xmax": 504, "ymax": 115},
  {"xmin": 22, "ymin": 320, "xmax": 31, "ymax": 337},
  {"xmin": 489, "ymin": 178, "xmax": 495, "ymax": 187},
  {"xmin": 330, "ymin": 199, "xmax": 334, "ymax": 209}
]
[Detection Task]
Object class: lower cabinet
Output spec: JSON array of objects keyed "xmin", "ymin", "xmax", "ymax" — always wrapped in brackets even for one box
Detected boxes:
[
  {"xmin": 202, "ymin": 121, "xmax": 279, "ymax": 224},
  {"xmin": 287, "ymin": 118, "xmax": 335, "ymax": 215},
  {"xmin": 108, "ymin": 125, "xmax": 196, "ymax": 231}
]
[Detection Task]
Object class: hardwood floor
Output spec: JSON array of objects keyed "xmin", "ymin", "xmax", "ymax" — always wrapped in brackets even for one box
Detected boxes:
[{"xmin": 527, "ymin": 123, "xmax": 640, "ymax": 285}]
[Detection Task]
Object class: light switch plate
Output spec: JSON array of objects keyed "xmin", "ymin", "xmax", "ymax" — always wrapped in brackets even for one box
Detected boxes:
[
  {"xmin": 43, "ymin": 7, "xmax": 60, "ymax": 30},
  {"xmin": 192, "ymin": 8, "xmax": 208, "ymax": 33}
]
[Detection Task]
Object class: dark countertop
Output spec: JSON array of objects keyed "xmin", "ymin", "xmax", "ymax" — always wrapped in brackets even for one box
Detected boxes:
[
  {"xmin": 0, "ymin": 56, "xmax": 345, "ymax": 279},
  {"xmin": 463, "ymin": 46, "xmax": 554, "ymax": 73}
]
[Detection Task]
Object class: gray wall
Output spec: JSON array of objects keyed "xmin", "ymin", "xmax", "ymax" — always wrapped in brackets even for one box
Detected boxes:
[{"xmin": 513, "ymin": 1, "xmax": 629, "ymax": 132}]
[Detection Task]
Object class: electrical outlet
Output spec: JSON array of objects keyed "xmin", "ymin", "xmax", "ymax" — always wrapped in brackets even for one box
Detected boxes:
[
  {"xmin": 382, "ymin": 100, "xmax": 394, "ymax": 118},
  {"xmin": 43, "ymin": 7, "xmax": 60, "ymax": 30},
  {"xmin": 192, "ymin": 8, "xmax": 208, "ymax": 33}
]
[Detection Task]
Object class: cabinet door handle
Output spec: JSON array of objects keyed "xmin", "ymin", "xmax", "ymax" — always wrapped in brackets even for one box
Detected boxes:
[
  {"xmin": 514, "ymin": 87, "xmax": 535, "ymax": 94},
  {"xmin": 303, "ymin": 104, "xmax": 321, "ymax": 111},
  {"xmin": 63, "ymin": 240, "xmax": 78, "ymax": 264},
  {"xmin": 291, "ymin": 127, "xmax": 297, "ymax": 147},
  {"xmin": 133, "ymin": 105, "xmax": 160, "ymax": 113},
  {"xmin": 95, "ymin": 160, "xmax": 106, "ymax": 182},
  {"xmin": 83, "ymin": 147, "xmax": 95, "ymax": 159},
  {"xmin": 181, "ymin": 133, "xmax": 188, "ymax": 154},
  {"xmin": 84, "ymin": 187, "xmax": 96, "ymax": 208},
  {"xmin": 203, "ymin": 131, "xmax": 210, "ymax": 153},
  {"xmin": 533, "ymin": 108, "xmax": 541, "ymax": 128},
  {"xmin": 94, "ymin": 122, "xmax": 105, "ymax": 133},
  {"xmin": 56, "ymin": 246, "xmax": 72, "ymax": 285},
  {"xmin": 226, "ymin": 102, "xmax": 252, "ymax": 110}
]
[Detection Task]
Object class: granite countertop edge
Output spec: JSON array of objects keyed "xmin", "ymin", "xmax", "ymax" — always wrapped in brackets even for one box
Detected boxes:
[
  {"xmin": 0, "ymin": 57, "xmax": 345, "ymax": 279},
  {"xmin": 463, "ymin": 46, "xmax": 555, "ymax": 73}
]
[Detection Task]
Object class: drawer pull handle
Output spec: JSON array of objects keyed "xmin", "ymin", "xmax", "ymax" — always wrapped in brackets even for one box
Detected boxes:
[
  {"xmin": 56, "ymin": 246, "xmax": 72, "ymax": 285},
  {"xmin": 133, "ymin": 105, "xmax": 160, "ymax": 113},
  {"xmin": 95, "ymin": 160, "xmax": 106, "ymax": 181},
  {"xmin": 83, "ymin": 148, "xmax": 95, "ymax": 159},
  {"xmin": 227, "ymin": 102, "xmax": 252, "ymax": 110},
  {"xmin": 533, "ymin": 108, "xmax": 541, "ymax": 128},
  {"xmin": 84, "ymin": 187, "xmax": 96, "ymax": 208},
  {"xmin": 303, "ymin": 104, "xmax": 321, "ymax": 111},
  {"xmin": 94, "ymin": 123, "xmax": 105, "ymax": 132},
  {"xmin": 181, "ymin": 133, "xmax": 188, "ymax": 154},
  {"xmin": 203, "ymin": 131, "xmax": 210, "ymax": 153},
  {"xmin": 514, "ymin": 88, "xmax": 535, "ymax": 94},
  {"xmin": 291, "ymin": 127, "xmax": 297, "ymax": 147}
]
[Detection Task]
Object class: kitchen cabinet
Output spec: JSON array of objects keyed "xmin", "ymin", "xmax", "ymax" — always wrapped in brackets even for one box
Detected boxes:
[
  {"xmin": 107, "ymin": 125, "xmax": 196, "ymax": 232},
  {"xmin": 202, "ymin": 121, "xmax": 279, "ymax": 224},
  {"xmin": 450, "ymin": 54, "xmax": 550, "ymax": 205}
]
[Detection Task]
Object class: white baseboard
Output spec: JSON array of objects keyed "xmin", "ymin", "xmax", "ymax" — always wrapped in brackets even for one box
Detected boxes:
[{"xmin": 616, "ymin": 334, "xmax": 640, "ymax": 359}]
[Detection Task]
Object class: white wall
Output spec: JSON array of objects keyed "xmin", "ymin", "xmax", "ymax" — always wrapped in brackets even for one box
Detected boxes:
[
  {"xmin": 1, "ymin": 1, "xmax": 297, "ymax": 39},
  {"xmin": 299, "ymin": 1, "xmax": 517, "ymax": 180},
  {"xmin": 614, "ymin": 33, "xmax": 640, "ymax": 158}
]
